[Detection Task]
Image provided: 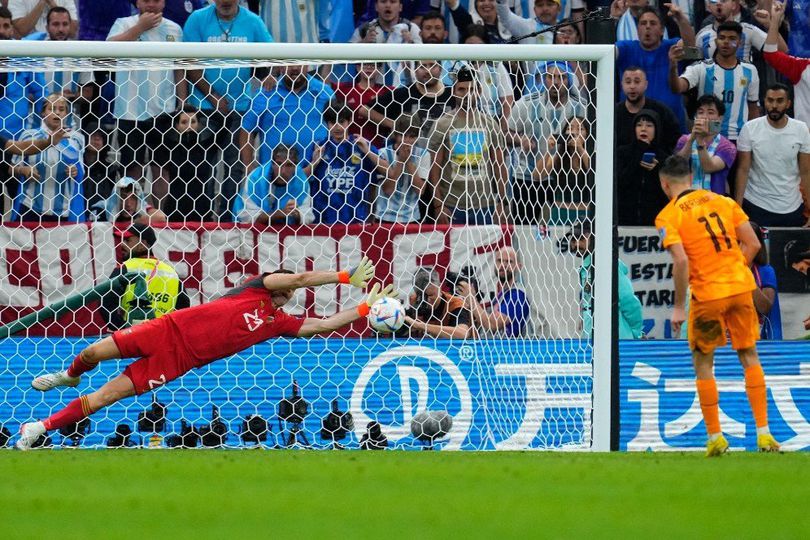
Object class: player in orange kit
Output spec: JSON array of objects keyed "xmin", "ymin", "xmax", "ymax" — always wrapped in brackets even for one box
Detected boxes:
[{"xmin": 655, "ymin": 155, "xmax": 781, "ymax": 456}]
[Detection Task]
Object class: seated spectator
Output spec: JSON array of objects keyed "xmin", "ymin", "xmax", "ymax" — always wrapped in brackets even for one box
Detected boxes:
[
  {"xmin": 458, "ymin": 246, "xmax": 531, "ymax": 337},
  {"xmin": 749, "ymin": 222, "xmax": 782, "ymax": 340},
  {"xmin": 351, "ymin": 0, "xmax": 422, "ymax": 85},
  {"xmin": 11, "ymin": 94, "xmax": 85, "ymax": 222},
  {"xmin": 84, "ymin": 128, "xmax": 122, "ymax": 218},
  {"xmin": 508, "ymin": 63, "xmax": 587, "ymax": 224},
  {"xmin": 496, "ymin": 0, "xmax": 560, "ymax": 45},
  {"xmin": 735, "ymin": 83, "xmax": 810, "ymax": 227},
  {"xmin": 674, "ymin": 94, "xmax": 737, "ymax": 194},
  {"xmin": 157, "ymin": 108, "xmax": 215, "ymax": 222},
  {"xmin": 616, "ymin": 5, "xmax": 695, "ymax": 130},
  {"xmin": 370, "ymin": 113, "xmax": 429, "ymax": 224},
  {"xmin": 332, "ymin": 63, "xmax": 392, "ymax": 147},
  {"xmin": 696, "ymin": 0, "xmax": 787, "ymax": 62},
  {"xmin": 444, "ymin": 0, "xmax": 511, "ymax": 43},
  {"xmin": 615, "ymin": 109, "xmax": 671, "ymax": 226},
  {"xmin": 615, "ymin": 66, "xmax": 680, "ymax": 152},
  {"xmin": 10, "ymin": 0, "xmax": 77, "ymax": 37},
  {"xmin": 763, "ymin": 2, "xmax": 810, "ymax": 127},
  {"xmin": 538, "ymin": 116, "xmax": 593, "ymax": 225},
  {"xmin": 428, "ymin": 67, "xmax": 507, "ymax": 225},
  {"xmin": 670, "ymin": 21, "xmax": 760, "ymax": 143},
  {"xmin": 418, "ymin": 9, "xmax": 447, "ymax": 44},
  {"xmin": 242, "ymin": 64, "xmax": 335, "ymax": 174},
  {"xmin": 308, "ymin": 105, "xmax": 378, "ymax": 225},
  {"xmin": 99, "ymin": 176, "xmax": 166, "ymax": 225},
  {"xmin": 402, "ymin": 267, "xmax": 476, "ymax": 339},
  {"xmin": 368, "ymin": 59, "xmax": 453, "ymax": 145},
  {"xmin": 234, "ymin": 144, "xmax": 313, "ymax": 226}
]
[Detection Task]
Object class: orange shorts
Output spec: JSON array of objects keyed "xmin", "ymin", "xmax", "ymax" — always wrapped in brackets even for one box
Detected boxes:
[{"xmin": 688, "ymin": 292, "xmax": 759, "ymax": 353}]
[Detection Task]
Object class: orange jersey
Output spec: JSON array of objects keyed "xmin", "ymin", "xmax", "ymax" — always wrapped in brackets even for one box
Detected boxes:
[{"xmin": 655, "ymin": 189, "xmax": 755, "ymax": 302}]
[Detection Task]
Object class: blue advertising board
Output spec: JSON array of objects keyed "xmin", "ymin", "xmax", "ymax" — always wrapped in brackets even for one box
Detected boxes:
[{"xmin": 620, "ymin": 340, "xmax": 810, "ymax": 451}]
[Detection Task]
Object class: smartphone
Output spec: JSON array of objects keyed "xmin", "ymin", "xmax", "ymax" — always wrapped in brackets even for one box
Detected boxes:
[
  {"xmin": 708, "ymin": 119, "xmax": 722, "ymax": 133},
  {"xmin": 641, "ymin": 152, "xmax": 656, "ymax": 164},
  {"xmin": 681, "ymin": 46, "xmax": 704, "ymax": 61}
]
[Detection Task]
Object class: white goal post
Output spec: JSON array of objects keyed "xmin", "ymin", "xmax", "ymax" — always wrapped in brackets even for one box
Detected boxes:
[{"xmin": 0, "ymin": 40, "xmax": 615, "ymax": 451}]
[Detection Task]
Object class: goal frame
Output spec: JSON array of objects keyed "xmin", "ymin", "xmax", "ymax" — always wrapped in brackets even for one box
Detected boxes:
[{"xmin": 2, "ymin": 40, "xmax": 616, "ymax": 451}]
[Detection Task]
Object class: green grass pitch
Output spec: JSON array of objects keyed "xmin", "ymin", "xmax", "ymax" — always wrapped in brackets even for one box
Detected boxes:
[{"xmin": 3, "ymin": 450, "xmax": 808, "ymax": 539}]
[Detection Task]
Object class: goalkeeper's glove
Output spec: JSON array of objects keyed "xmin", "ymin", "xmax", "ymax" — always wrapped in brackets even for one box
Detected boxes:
[
  {"xmin": 338, "ymin": 255, "xmax": 375, "ymax": 288},
  {"xmin": 357, "ymin": 283, "xmax": 398, "ymax": 316}
]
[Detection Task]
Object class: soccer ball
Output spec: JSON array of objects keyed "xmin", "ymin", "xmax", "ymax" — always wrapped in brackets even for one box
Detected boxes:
[{"xmin": 368, "ymin": 297, "xmax": 405, "ymax": 334}]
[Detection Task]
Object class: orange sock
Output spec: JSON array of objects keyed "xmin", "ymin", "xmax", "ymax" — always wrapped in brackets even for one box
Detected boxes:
[
  {"xmin": 745, "ymin": 364, "xmax": 769, "ymax": 429},
  {"xmin": 696, "ymin": 378, "xmax": 721, "ymax": 435}
]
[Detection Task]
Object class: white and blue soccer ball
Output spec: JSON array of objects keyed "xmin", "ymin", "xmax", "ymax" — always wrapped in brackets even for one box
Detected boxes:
[{"xmin": 368, "ymin": 297, "xmax": 405, "ymax": 334}]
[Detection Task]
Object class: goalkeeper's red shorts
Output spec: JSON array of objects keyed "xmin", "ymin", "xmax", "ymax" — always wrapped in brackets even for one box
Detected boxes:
[{"xmin": 112, "ymin": 316, "xmax": 195, "ymax": 395}]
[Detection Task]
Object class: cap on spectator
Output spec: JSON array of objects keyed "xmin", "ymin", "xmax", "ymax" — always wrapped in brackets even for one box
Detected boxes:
[{"xmin": 118, "ymin": 223, "xmax": 157, "ymax": 248}]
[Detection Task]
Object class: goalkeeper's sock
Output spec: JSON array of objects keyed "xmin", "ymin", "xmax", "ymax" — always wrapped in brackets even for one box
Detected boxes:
[
  {"xmin": 43, "ymin": 395, "xmax": 94, "ymax": 431},
  {"xmin": 745, "ymin": 364, "xmax": 770, "ymax": 431},
  {"xmin": 66, "ymin": 353, "xmax": 96, "ymax": 378},
  {"xmin": 696, "ymin": 378, "xmax": 721, "ymax": 437}
]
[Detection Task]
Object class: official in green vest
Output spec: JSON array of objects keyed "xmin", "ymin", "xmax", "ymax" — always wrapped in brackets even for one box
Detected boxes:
[{"xmin": 101, "ymin": 223, "xmax": 189, "ymax": 330}]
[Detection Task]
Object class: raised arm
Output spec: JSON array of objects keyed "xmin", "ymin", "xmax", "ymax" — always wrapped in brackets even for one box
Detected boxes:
[
  {"xmin": 664, "ymin": 3, "xmax": 695, "ymax": 46},
  {"xmin": 736, "ymin": 220, "xmax": 762, "ymax": 265},
  {"xmin": 263, "ymin": 256, "xmax": 375, "ymax": 291},
  {"xmin": 4, "ymin": 128, "xmax": 66, "ymax": 156},
  {"xmin": 297, "ymin": 283, "xmax": 397, "ymax": 337}
]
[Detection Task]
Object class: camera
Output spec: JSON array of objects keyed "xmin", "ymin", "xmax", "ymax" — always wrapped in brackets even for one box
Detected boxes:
[
  {"xmin": 320, "ymin": 399, "xmax": 354, "ymax": 449},
  {"xmin": 199, "ymin": 405, "xmax": 228, "ymax": 448},
  {"xmin": 137, "ymin": 396, "xmax": 167, "ymax": 433},
  {"xmin": 445, "ymin": 265, "xmax": 480, "ymax": 299},
  {"xmin": 241, "ymin": 414, "xmax": 269, "ymax": 446}
]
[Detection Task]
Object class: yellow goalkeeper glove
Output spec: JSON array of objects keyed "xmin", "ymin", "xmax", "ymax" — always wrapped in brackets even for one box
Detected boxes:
[
  {"xmin": 338, "ymin": 255, "xmax": 375, "ymax": 288},
  {"xmin": 357, "ymin": 283, "xmax": 398, "ymax": 316}
]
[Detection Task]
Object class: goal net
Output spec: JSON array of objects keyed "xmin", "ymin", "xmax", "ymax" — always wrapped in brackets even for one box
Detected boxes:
[{"xmin": 0, "ymin": 41, "xmax": 614, "ymax": 450}]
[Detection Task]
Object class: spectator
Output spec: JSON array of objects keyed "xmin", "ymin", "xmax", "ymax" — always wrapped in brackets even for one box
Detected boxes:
[
  {"xmin": 77, "ymin": 0, "xmax": 134, "ymax": 41},
  {"xmin": 242, "ymin": 64, "xmax": 334, "ymax": 172},
  {"xmin": 611, "ymin": 0, "xmax": 682, "ymax": 41},
  {"xmin": 735, "ymin": 83, "xmax": 810, "ymax": 227},
  {"xmin": 358, "ymin": 0, "xmax": 432, "ymax": 25},
  {"xmin": 508, "ymin": 63, "xmax": 587, "ymax": 224},
  {"xmin": 100, "ymin": 176, "xmax": 167, "ymax": 225},
  {"xmin": 370, "ymin": 113, "xmax": 429, "ymax": 224},
  {"xmin": 495, "ymin": 0, "xmax": 560, "ymax": 45},
  {"xmin": 418, "ymin": 9, "xmax": 447, "ymax": 43},
  {"xmin": 261, "ymin": 0, "xmax": 329, "ymax": 43},
  {"xmin": 538, "ymin": 116, "xmax": 593, "ymax": 225},
  {"xmin": 351, "ymin": 0, "xmax": 422, "ymax": 85},
  {"xmin": 674, "ymin": 94, "xmax": 737, "ymax": 194},
  {"xmin": 669, "ymin": 21, "xmax": 760, "ymax": 143},
  {"xmin": 9, "ymin": 0, "xmax": 76, "ymax": 37},
  {"xmin": 763, "ymin": 2, "xmax": 810, "ymax": 127},
  {"xmin": 83, "ymin": 128, "xmax": 122, "ymax": 217},
  {"xmin": 696, "ymin": 0, "xmax": 787, "ymax": 62},
  {"xmin": 157, "ymin": 108, "xmax": 215, "ymax": 222},
  {"xmin": 428, "ymin": 67, "xmax": 508, "ymax": 225},
  {"xmin": 163, "ymin": 0, "xmax": 205, "ymax": 28},
  {"xmin": 444, "ymin": 0, "xmax": 511, "ymax": 43},
  {"xmin": 568, "ymin": 219, "xmax": 643, "ymax": 339},
  {"xmin": 183, "ymin": 0, "xmax": 273, "ymax": 220},
  {"xmin": 402, "ymin": 267, "xmax": 476, "ymax": 339},
  {"xmin": 616, "ymin": 109, "xmax": 671, "ymax": 225},
  {"xmin": 524, "ymin": 20, "xmax": 587, "ymax": 94},
  {"xmin": 108, "ymin": 0, "xmax": 185, "ymax": 211},
  {"xmin": 749, "ymin": 221, "xmax": 782, "ymax": 340},
  {"xmin": 458, "ymin": 246, "xmax": 531, "ymax": 337},
  {"xmin": 616, "ymin": 4, "xmax": 695, "ymax": 129},
  {"xmin": 308, "ymin": 105, "xmax": 377, "ymax": 224},
  {"xmin": 234, "ymin": 144, "xmax": 313, "ymax": 225},
  {"xmin": 368, "ymin": 59, "xmax": 453, "ymax": 145},
  {"xmin": 615, "ymin": 66, "xmax": 680, "ymax": 152},
  {"xmin": 332, "ymin": 63, "xmax": 392, "ymax": 147},
  {"xmin": 11, "ymin": 93, "xmax": 85, "ymax": 222}
]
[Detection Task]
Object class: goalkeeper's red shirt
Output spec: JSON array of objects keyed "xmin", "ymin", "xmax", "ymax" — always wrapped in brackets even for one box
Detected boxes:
[{"xmin": 165, "ymin": 274, "xmax": 305, "ymax": 366}]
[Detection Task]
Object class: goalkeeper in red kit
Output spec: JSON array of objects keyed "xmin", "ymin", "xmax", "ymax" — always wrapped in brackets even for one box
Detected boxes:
[{"xmin": 16, "ymin": 257, "xmax": 394, "ymax": 450}]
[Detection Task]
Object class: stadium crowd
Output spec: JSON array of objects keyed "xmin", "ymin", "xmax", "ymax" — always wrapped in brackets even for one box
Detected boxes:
[{"xmin": 0, "ymin": 0, "xmax": 808, "ymax": 340}]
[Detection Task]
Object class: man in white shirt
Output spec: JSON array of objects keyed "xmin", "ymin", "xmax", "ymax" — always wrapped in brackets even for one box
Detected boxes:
[
  {"xmin": 735, "ymin": 83, "xmax": 810, "ymax": 227},
  {"xmin": 9, "ymin": 0, "xmax": 76, "ymax": 37},
  {"xmin": 107, "ymin": 0, "xmax": 184, "ymax": 210}
]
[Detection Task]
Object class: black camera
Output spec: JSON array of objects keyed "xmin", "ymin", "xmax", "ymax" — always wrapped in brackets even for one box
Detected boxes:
[
  {"xmin": 320, "ymin": 399, "xmax": 354, "ymax": 448},
  {"xmin": 444, "ymin": 265, "xmax": 480, "ymax": 299},
  {"xmin": 106, "ymin": 423, "xmax": 137, "ymax": 448},
  {"xmin": 359, "ymin": 421, "xmax": 388, "ymax": 450},
  {"xmin": 59, "ymin": 417, "xmax": 90, "ymax": 446},
  {"xmin": 278, "ymin": 379, "xmax": 309, "ymax": 424},
  {"xmin": 165, "ymin": 420, "xmax": 200, "ymax": 448},
  {"xmin": 0, "ymin": 425, "xmax": 11, "ymax": 447},
  {"xmin": 137, "ymin": 395, "xmax": 167, "ymax": 433},
  {"xmin": 199, "ymin": 405, "xmax": 228, "ymax": 448},
  {"xmin": 241, "ymin": 414, "xmax": 269, "ymax": 446}
]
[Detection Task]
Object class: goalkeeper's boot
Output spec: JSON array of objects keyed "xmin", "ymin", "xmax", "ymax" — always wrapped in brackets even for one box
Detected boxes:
[
  {"xmin": 15, "ymin": 421, "xmax": 45, "ymax": 451},
  {"xmin": 757, "ymin": 433, "xmax": 781, "ymax": 453},
  {"xmin": 705, "ymin": 434, "xmax": 729, "ymax": 457},
  {"xmin": 32, "ymin": 370, "xmax": 80, "ymax": 392}
]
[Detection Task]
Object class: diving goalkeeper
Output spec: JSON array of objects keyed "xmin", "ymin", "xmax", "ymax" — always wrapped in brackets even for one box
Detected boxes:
[{"xmin": 16, "ymin": 257, "xmax": 394, "ymax": 450}]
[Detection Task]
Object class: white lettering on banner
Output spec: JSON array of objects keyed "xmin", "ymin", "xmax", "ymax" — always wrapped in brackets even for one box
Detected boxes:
[
  {"xmin": 391, "ymin": 231, "xmax": 445, "ymax": 299},
  {"xmin": 0, "ymin": 226, "xmax": 40, "ymax": 308},
  {"xmin": 350, "ymin": 345, "xmax": 472, "ymax": 450},
  {"xmin": 37, "ymin": 225, "xmax": 96, "ymax": 306},
  {"xmin": 283, "ymin": 235, "xmax": 338, "ymax": 317},
  {"xmin": 493, "ymin": 364, "xmax": 592, "ymax": 450},
  {"xmin": 153, "ymin": 228, "xmax": 202, "ymax": 305},
  {"xmin": 627, "ymin": 361, "xmax": 810, "ymax": 451},
  {"xmin": 201, "ymin": 228, "xmax": 256, "ymax": 300}
]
